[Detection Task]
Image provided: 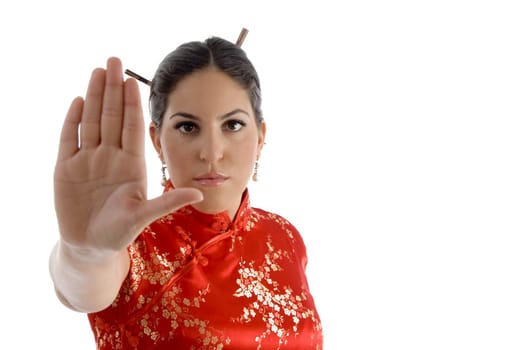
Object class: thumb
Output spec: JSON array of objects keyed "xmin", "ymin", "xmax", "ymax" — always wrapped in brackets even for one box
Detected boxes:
[{"xmin": 136, "ymin": 187, "xmax": 203, "ymax": 226}]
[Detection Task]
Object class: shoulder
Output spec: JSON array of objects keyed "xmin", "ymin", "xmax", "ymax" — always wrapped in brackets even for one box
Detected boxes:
[
  {"xmin": 249, "ymin": 207, "xmax": 307, "ymax": 257},
  {"xmin": 251, "ymin": 207, "xmax": 299, "ymax": 232}
]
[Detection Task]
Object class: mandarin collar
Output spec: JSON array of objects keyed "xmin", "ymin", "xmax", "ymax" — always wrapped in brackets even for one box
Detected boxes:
[{"xmin": 163, "ymin": 183, "xmax": 251, "ymax": 234}]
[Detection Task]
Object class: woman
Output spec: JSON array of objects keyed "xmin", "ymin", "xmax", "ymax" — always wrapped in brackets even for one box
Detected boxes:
[{"xmin": 49, "ymin": 32, "xmax": 323, "ymax": 349}]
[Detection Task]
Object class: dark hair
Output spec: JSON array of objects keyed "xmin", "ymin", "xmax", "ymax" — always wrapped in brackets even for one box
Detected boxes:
[{"xmin": 149, "ymin": 36, "xmax": 263, "ymax": 129}]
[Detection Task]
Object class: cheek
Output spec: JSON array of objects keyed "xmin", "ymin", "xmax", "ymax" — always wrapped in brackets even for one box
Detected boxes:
[
  {"xmin": 236, "ymin": 142, "xmax": 259, "ymax": 169},
  {"xmin": 160, "ymin": 137, "xmax": 190, "ymax": 168},
  {"xmin": 164, "ymin": 151, "xmax": 191, "ymax": 187}
]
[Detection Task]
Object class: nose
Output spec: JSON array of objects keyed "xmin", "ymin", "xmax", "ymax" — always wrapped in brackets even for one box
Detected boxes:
[{"xmin": 199, "ymin": 129, "xmax": 224, "ymax": 163}]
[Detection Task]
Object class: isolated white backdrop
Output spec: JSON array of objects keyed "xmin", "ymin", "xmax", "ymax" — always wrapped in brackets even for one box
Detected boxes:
[{"xmin": 0, "ymin": 0, "xmax": 525, "ymax": 349}]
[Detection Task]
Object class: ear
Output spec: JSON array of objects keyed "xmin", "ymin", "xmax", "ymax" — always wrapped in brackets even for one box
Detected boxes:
[
  {"xmin": 257, "ymin": 121, "xmax": 267, "ymax": 156},
  {"xmin": 149, "ymin": 122, "xmax": 163, "ymax": 161}
]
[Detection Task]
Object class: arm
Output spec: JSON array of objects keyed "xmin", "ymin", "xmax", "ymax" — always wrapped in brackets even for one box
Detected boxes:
[
  {"xmin": 49, "ymin": 241, "xmax": 129, "ymax": 312},
  {"xmin": 49, "ymin": 57, "xmax": 202, "ymax": 313}
]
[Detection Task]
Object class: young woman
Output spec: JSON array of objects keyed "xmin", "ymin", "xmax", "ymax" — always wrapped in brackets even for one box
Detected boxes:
[{"xmin": 49, "ymin": 33, "xmax": 323, "ymax": 349}]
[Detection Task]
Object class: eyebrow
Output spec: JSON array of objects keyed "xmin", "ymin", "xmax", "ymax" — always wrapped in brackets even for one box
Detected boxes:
[{"xmin": 169, "ymin": 108, "xmax": 249, "ymax": 120}]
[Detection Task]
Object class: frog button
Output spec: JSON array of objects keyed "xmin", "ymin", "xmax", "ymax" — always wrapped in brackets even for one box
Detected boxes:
[{"xmin": 197, "ymin": 255, "xmax": 209, "ymax": 266}]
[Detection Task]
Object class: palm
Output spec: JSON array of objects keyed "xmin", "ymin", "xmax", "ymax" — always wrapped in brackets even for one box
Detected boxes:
[{"xmin": 55, "ymin": 145, "xmax": 146, "ymax": 249}]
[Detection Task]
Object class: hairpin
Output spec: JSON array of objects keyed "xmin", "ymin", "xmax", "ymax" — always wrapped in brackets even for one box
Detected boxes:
[
  {"xmin": 124, "ymin": 69, "xmax": 152, "ymax": 86},
  {"xmin": 236, "ymin": 28, "xmax": 249, "ymax": 47},
  {"xmin": 125, "ymin": 28, "xmax": 249, "ymax": 86}
]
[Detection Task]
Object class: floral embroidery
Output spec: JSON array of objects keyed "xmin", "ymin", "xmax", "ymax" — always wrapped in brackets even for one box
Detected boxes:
[{"xmin": 233, "ymin": 238, "xmax": 321, "ymax": 349}]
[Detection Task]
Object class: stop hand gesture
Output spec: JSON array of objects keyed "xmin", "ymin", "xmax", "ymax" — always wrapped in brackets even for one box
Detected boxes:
[{"xmin": 54, "ymin": 57, "xmax": 202, "ymax": 254}]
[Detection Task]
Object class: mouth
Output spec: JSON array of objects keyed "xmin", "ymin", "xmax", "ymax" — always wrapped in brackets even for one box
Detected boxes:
[{"xmin": 193, "ymin": 172, "xmax": 230, "ymax": 187}]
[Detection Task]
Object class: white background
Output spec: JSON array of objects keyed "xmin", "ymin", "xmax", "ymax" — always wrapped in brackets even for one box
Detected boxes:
[{"xmin": 0, "ymin": 0, "xmax": 525, "ymax": 349}]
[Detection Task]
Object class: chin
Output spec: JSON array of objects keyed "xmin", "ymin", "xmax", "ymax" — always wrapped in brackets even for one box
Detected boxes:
[{"xmin": 193, "ymin": 194, "xmax": 228, "ymax": 212}]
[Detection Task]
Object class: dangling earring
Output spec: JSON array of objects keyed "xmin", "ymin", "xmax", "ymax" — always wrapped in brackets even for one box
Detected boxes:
[
  {"xmin": 161, "ymin": 163, "xmax": 168, "ymax": 186},
  {"xmin": 252, "ymin": 161, "xmax": 259, "ymax": 182}
]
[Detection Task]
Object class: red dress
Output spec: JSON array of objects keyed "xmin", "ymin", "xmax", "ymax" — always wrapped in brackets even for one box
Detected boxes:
[{"xmin": 88, "ymin": 188, "xmax": 323, "ymax": 349}]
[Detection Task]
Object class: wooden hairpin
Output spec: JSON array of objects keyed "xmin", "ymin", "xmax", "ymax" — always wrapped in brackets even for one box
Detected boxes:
[
  {"xmin": 236, "ymin": 28, "xmax": 249, "ymax": 47},
  {"xmin": 124, "ymin": 69, "xmax": 152, "ymax": 86}
]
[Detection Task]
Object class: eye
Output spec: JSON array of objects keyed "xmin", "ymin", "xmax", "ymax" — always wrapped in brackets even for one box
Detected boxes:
[
  {"xmin": 224, "ymin": 119, "xmax": 246, "ymax": 132},
  {"xmin": 175, "ymin": 121, "xmax": 199, "ymax": 134}
]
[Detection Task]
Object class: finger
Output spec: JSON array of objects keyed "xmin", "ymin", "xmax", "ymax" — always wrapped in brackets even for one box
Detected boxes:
[
  {"xmin": 57, "ymin": 97, "xmax": 83, "ymax": 161},
  {"xmin": 121, "ymin": 77, "xmax": 144, "ymax": 156},
  {"xmin": 100, "ymin": 57, "xmax": 124, "ymax": 147},
  {"xmin": 80, "ymin": 68, "xmax": 105, "ymax": 148},
  {"xmin": 131, "ymin": 188, "xmax": 203, "ymax": 237}
]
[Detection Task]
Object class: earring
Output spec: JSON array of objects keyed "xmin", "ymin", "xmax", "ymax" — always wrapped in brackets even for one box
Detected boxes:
[
  {"xmin": 252, "ymin": 161, "xmax": 259, "ymax": 182},
  {"xmin": 161, "ymin": 163, "xmax": 168, "ymax": 186}
]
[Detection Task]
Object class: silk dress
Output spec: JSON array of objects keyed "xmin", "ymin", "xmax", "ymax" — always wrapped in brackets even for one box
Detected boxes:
[{"xmin": 88, "ymin": 186, "xmax": 323, "ymax": 349}]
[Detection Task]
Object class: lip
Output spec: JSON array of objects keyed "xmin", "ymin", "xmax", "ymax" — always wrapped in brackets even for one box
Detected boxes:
[{"xmin": 193, "ymin": 172, "xmax": 229, "ymax": 187}]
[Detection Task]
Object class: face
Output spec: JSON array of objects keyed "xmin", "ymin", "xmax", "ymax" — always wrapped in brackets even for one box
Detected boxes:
[{"xmin": 150, "ymin": 67, "xmax": 266, "ymax": 218}]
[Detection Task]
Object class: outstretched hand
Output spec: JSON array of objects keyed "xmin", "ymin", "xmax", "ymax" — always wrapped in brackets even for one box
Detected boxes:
[{"xmin": 54, "ymin": 57, "xmax": 202, "ymax": 252}]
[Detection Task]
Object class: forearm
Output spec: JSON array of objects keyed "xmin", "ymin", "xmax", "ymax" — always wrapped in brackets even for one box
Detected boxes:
[{"xmin": 49, "ymin": 240, "xmax": 130, "ymax": 313}]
